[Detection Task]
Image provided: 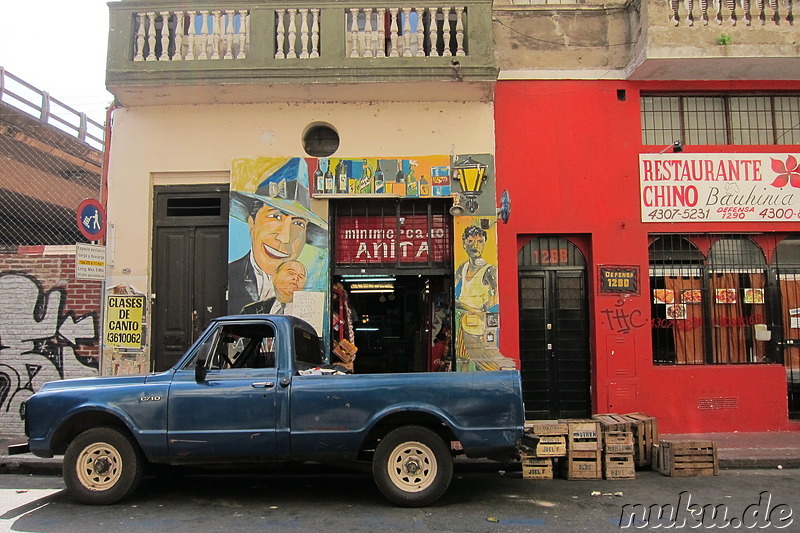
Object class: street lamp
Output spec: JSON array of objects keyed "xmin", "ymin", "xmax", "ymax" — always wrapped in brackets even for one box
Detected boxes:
[{"xmin": 452, "ymin": 155, "xmax": 487, "ymax": 213}]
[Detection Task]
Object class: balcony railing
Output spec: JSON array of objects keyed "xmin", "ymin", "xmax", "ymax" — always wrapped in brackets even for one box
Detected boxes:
[
  {"xmin": 130, "ymin": 5, "xmax": 473, "ymax": 63},
  {"xmin": 668, "ymin": 0, "xmax": 796, "ymax": 26}
]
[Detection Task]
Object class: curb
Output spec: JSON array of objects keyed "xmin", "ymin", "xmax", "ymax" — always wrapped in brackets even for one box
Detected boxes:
[{"xmin": 0, "ymin": 454, "xmax": 62, "ymax": 476}]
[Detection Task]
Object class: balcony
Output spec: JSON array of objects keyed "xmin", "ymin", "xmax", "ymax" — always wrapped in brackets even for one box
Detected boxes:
[
  {"xmin": 492, "ymin": 0, "xmax": 799, "ymax": 81},
  {"xmin": 107, "ymin": 0, "xmax": 497, "ymax": 105},
  {"xmin": 631, "ymin": 0, "xmax": 800, "ymax": 80}
]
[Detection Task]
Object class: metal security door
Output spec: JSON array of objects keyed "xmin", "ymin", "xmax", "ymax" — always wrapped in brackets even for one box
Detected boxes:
[
  {"xmin": 152, "ymin": 185, "xmax": 229, "ymax": 372},
  {"xmin": 519, "ymin": 237, "xmax": 590, "ymax": 419}
]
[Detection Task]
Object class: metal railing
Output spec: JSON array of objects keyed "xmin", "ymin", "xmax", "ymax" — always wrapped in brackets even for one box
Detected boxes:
[{"xmin": 0, "ymin": 67, "xmax": 105, "ymax": 151}]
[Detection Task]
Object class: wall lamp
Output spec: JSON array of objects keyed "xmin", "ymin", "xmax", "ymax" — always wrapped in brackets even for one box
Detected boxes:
[{"xmin": 660, "ymin": 140, "xmax": 684, "ymax": 153}]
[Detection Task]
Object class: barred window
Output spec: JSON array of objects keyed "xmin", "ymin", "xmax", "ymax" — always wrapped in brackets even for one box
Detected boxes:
[
  {"xmin": 650, "ymin": 235, "xmax": 769, "ymax": 365},
  {"xmin": 641, "ymin": 94, "xmax": 800, "ymax": 146}
]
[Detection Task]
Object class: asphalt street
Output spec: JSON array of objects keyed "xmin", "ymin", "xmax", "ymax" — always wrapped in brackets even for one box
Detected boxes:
[{"xmin": 1, "ymin": 464, "xmax": 798, "ymax": 532}]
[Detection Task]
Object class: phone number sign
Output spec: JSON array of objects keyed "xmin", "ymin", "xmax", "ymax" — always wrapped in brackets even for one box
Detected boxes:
[
  {"xmin": 639, "ymin": 154, "xmax": 800, "ymax": 222},
  {"xmin": 105, "ymin": 295, "xmax": 145, "ymax": 348}
]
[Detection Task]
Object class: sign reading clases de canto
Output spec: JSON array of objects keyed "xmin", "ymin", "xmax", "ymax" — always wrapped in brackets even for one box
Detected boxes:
[
  {"xmin": 105, "ymin": 295, "xmax": 145, "ymax": 348},
  {"xmin": 639, "ymin": 154, "xmax": 800, "ymax": 222}
]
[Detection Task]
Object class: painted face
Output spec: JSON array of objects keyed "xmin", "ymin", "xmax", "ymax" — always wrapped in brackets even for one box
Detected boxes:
[
  {"xmin": 463, "ymin": 235, "xmax": 485, "ymax": 260},
  {"xmin": 274, "ymin": 260, "xmax": 307, "ymax": 303},
  {"xmin": 248, "ymin": 205, "xmax": 308, "ymax": 275}
]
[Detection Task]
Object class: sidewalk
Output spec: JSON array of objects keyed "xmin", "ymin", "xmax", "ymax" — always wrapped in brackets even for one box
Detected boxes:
[{"xmin": 2, "ymin": 430, "xmax": 800, "ymax": 475}]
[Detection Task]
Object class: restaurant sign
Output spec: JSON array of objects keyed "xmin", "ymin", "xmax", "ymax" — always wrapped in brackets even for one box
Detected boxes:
[
  {"xmin": 336, "ymin": 215, "xmax": 451, "ymax": 264},
  {"xmin": 639, "ymin": 153, "xmax": 800, "ymax": 222}
]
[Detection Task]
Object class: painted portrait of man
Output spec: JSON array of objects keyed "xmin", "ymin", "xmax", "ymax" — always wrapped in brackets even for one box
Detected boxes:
[{"xmin": 228, "ymin": 158, "xmax": 328, "ymax": 315}]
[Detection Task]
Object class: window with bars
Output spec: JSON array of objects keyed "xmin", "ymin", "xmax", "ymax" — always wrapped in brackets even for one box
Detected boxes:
[
  {"xmin": 641, "ymin": 94, "xmax": 800, "ymax": 146},
  {"xmin": 650, "ymin": 234, "xmax": 771, "ymax": 365}
]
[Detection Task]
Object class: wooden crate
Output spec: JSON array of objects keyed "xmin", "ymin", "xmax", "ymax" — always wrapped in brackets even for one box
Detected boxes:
[
  {"xmin": 525, "ymin": 420, "xmax": 569, "ymax": 436},
  {"xmin": 535, "ymin": 435, "xmax": 567, "ymax": 457},
  {"xmin": 521, "ymin": 455, "xmax": 554, "ymax": 480},
  {"xmin": 592, "ymin": 413, "xmax": 631, "ymax": 432},
  {"xmin": 567, "ymin": 420, "xmax": 601, "ymax": 451},
  {"xmin": 604, "ymin": 454, "xmax": 636, "ymax": 479},
  {"xmin": 658, "ymin": 440, "xmax": 718, "ymax": 477},
  {"xmin": 564, "ymin": 450, "xmax": 602, "ymax": 480},
  {"xmin": 604, "ymin": 431, "xmax": 634, "ymax": 455},
  {"xmin": 620, "ymin": 413, "xmax": 658, "ymax": 467}
]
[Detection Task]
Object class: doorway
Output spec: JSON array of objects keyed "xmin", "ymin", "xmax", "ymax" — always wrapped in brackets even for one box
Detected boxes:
[
  {"xmin": 152, "ymin": 185, "xmax": 229, "ymax": 372},
  {"xmin": 336, "ymin": 275, "xmax": 452, "ymax": 373},
  {"xmin": 518, "ymin": 236, "xmax": 591, "ymax": 419}
]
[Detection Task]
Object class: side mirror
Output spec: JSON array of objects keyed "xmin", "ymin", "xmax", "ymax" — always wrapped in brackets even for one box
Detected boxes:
[{"xmin": 195, "ymin": 360, "xmax": 208, "ymax": 383}]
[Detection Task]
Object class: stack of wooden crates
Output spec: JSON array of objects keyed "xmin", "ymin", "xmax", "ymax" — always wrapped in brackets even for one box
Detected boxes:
[
  {"xmin": 521, "ymin": 413, "xmax": 662, "ymax": 480},
  {"xmin": 593, "ymin": 412, "xmax": 659, "ymax": 475},
  {"xmin": 520, "ymin": 420, "xmax": 568, "ymax": 479},
  {"xmin": 564, "ymin": 419, "xmax": 603, "ymax": 479}
]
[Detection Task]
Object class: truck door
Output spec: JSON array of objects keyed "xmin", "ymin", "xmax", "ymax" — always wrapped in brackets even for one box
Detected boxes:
[{"xmin": 167, "ymin": 321, "xmax": 278, "ymax": 461}]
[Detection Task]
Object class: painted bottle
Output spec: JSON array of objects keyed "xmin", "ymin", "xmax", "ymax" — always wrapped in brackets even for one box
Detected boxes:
[
  {"xmin": 314, "ymin": 164, "xmax": 324, "ymax": 195},
  {"xmin": 336, "ymin": 160, "xmax": 348, "ymax": 194},
  {"xmin": 374, "ymin": 162, "xmax": 385, "ymax": 194}
]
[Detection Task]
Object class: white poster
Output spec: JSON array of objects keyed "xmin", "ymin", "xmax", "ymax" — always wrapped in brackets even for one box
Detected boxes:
[
  {"xmin": 639, "ymin": 153, "xmax": 800, "ymax": 222},
  {"xmin": 75, "ymin": 243, "xmax": 106, "ymax": 280},
  {"xmin": 292, "ymin": 290, "xmax": 325, "ymax": 336}
]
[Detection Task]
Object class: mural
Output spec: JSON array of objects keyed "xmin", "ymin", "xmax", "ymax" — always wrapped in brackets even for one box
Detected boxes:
[
  {"xmin": 229, "ymin": 153, "xmax": 510, "ymax": 372},
  {"xmin": 309, "ymin": 156, "xmax": 451, "ymax": 198},
  {"xmin": 228, "ymin": 157, "xmax": 329, "ymax": 337},
  {"xmin": 0, "ymin": 272, "xmax": 98, "ymax": 432},
  {"xmin": 453, "ymin": 218, "xmax": 516, "ymax": 371}
]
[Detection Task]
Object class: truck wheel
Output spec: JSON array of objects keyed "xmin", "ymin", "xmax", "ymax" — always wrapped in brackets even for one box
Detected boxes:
[
  {"xmin": 372, "ymin": 425, "xmax": 453, "ymax": 507},
  {"xmin": 63, "ymin": 427, "xmax": 143, "ymax": 505}
]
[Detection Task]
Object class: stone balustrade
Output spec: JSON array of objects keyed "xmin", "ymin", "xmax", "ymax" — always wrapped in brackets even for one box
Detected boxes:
[
  {"xmin": 134, "ymin": 10, "xmax": 249, "ymax": 61},
  {"xmin": 668, "ymin": 0, "xmax": 796, "ymax": 26},
  {"xmin": 131, "ymin": 5, "xmax": 472, "ymax": 63}
]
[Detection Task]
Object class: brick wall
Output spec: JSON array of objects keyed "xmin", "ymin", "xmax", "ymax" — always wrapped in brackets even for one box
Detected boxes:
[{"xmin": 0, "ymin": 246, "xmax": 101, "ymax": 435}]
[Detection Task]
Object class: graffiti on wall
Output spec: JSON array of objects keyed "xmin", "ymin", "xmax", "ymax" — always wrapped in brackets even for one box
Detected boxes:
[
  {"xmin": 601, "ymin": 297, "xmax": 646, "ymax": 334},
  {"xmin": 228, "ymin": 157, "xmax": 330, "ymax": 338},
  {"xmin": 0, "ymin": 272, "xmax": 98, "ymax": 428}
]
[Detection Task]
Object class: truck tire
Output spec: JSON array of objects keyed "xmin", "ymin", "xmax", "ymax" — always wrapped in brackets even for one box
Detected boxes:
[
  {"xmin": 372, "ymin": 425, "xmax": 453, "ymax": 507},
  {"xmin": 63, "ymin": 427, "xmax": 143, "ymax": 505}
]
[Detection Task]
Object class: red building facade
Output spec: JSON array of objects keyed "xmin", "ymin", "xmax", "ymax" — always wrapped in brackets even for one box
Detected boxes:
[{"xmin": 495, "ymin": 80, "xmax": 800, "ymax": 434}]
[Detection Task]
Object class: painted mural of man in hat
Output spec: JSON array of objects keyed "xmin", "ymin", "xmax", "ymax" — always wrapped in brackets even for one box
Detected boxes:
[{"xmin": 229, "ymin": 158, "xmax": 327, "ymax": 314}]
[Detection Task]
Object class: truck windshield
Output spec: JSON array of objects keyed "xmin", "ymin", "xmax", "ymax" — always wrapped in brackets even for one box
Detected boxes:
[{"xmin": 294, "ymin": 327, "xmax": 323, "ymax": 367}]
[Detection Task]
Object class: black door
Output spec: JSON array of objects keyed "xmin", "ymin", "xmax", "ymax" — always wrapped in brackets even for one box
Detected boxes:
[
  {"xmin": 152, "ymin": 185, "xmax": 229, "ymax": 372},
  {"xmin": 518, "ymin": 237, "xmax": 590, "ymax": 419}
]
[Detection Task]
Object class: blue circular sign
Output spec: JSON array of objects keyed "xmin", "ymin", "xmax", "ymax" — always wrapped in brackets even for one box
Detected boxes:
[{"xmin": 76, "ymin": 198, "xmax": 106, "ymax": 241}]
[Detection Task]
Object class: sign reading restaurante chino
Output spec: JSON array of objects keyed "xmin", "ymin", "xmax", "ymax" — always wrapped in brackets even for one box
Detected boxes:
[{"xmin": 639, "ymin": 153, "xmax": 799, "ymax": 222}]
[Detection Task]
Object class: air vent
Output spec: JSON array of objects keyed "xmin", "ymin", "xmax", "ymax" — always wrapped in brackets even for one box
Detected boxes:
[
  {"xmin": 166, "ymin": 197, "xmax": 221, "ymax": 217},
  {"xmin": 697, "ymin": 397, "xmax": 739, "ymax": 410}
]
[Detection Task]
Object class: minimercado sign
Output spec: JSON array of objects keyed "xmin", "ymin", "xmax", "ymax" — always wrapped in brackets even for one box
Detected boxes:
[{"xmin": 639, "ymin": 153, "xmax": 799, "ymax": 222}]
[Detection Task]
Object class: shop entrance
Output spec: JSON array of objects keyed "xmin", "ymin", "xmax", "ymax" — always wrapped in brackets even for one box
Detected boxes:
[
  {"xmin": 331, "ymin": 198, "xmax": 454, "ymax": 373},
  {"xmin": 334, "ymin": 275, "xmax": 452, "ymax": 373}
]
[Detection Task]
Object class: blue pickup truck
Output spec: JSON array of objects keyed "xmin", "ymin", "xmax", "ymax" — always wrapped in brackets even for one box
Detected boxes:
[{"xmin": 14, "ymin": 315, "xmax": 525, "ymax": 507}]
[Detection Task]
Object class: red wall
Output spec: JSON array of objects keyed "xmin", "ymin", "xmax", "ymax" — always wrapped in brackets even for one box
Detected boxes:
[{"xmin": 494, "ymin": 80, "xmax": 800, "ymax": 433}]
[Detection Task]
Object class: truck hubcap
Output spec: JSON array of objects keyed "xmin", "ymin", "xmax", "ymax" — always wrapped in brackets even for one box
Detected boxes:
[
  {"xmin": 76, "ymin": 442, "xmax": 122, "ymax": 491},
  {"xmin": 387, "ymin": 441, "xmax": 437, "ymax": 492}
]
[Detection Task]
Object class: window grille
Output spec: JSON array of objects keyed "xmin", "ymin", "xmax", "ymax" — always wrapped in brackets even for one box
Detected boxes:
[
  {"xmin": 641, "ymin": 94, "xmax": 800, "ymax": 146},
  {"xmin": 650, "ymin": 234, "xmax": 771, "ymax": 365}
]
